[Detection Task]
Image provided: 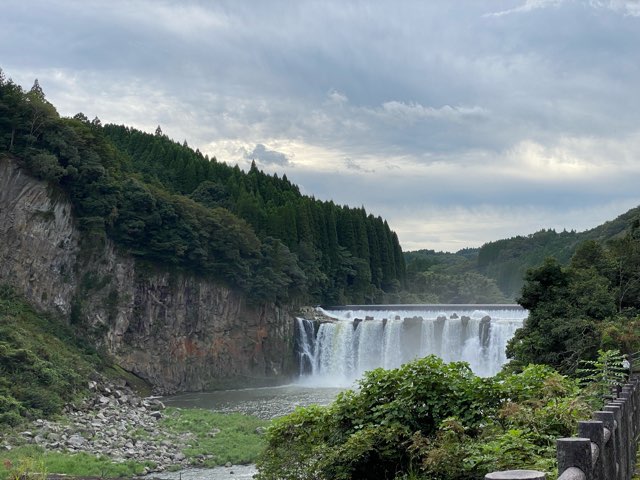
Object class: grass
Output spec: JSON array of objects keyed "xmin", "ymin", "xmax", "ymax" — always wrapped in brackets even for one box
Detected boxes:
[
  {"xmin": 160, "ymin": 407, "xmax": 270, "ymax": 466},
  {"xmin": 0, "ymin": 286, "xmax": 102, "ymax": 428},
  {"xmin": 0, "ymin": 446, "xmax": 152, "ymax": 480},
  {"xmin": 0, "ymin": 409, "xmax": 271, "ymax": 479}
]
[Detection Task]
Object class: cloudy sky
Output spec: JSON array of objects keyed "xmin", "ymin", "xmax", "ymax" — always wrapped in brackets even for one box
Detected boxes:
[{"xmin": 2, "ymin": 0, "xmax": 640, "ymax": 252}]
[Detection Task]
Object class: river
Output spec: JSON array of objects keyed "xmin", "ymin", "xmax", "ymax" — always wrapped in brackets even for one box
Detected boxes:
[{"xmin": 162, "ymin": 383, "xmax": 346, "ymax": 419}]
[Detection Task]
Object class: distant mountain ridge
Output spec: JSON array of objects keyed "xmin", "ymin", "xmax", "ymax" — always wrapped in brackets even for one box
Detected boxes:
[{"xmin": 404, "ymin": 205, "xmax": 640, "ymax": 301}]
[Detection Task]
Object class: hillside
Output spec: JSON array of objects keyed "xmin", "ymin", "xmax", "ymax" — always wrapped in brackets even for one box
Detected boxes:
[
  {"xmin": 404, "ymin": 207, "xmax": 640, "ymax": 301},
  {"xmin": 0, "ymin": 72, "xmax": 405, "ymax": 306},
  {"xmin": 0, "ymin": 69, "xmax": 411, "ymax": 394},
  {"xmin": 0, "ymin": 286, "xmax": 99, "ymax": 425}
]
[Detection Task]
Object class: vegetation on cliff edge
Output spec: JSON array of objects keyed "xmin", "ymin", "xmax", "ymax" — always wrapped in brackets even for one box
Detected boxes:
[{"xmin": 0, "ymin": 69, "xmax": 405, "ymax": 306}]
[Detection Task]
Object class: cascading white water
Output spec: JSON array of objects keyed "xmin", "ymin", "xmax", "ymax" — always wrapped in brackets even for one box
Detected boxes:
[{"xmin": 296, "ymin": 306, "xmax": 527, "ymax": 386}]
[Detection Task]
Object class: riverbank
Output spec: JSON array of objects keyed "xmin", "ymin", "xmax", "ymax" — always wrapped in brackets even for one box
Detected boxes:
[{"xmin": 0, "ymin": 379, "xmax": 268, "ymax": 479}]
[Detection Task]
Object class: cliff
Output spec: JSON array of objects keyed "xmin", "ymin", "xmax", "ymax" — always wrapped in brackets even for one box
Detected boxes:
[{"xmin": 0, "ymin": 155, "xmax": 296, "ymax": 393}]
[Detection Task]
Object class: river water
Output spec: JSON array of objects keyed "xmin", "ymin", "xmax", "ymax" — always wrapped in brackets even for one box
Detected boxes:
[{"xmin": 163, "ymin": 383, "xmax": 346, "ymax": 419}]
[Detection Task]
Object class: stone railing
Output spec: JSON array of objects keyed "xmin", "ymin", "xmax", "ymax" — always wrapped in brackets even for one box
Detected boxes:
[{"xmin": 486, "ymin": 375, "xmax": 640, "ymax": 480}]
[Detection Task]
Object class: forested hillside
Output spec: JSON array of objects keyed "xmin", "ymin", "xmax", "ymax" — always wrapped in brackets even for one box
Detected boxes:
[
  {"xmin": 404, "ymin": 209, "xmax": 640, "ymax": 302},
  {"xmin": 0, "ymin": 71, "xmax": 405, "ymax": 305}
]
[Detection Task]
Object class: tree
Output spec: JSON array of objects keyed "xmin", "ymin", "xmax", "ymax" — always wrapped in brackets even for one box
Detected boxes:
[
  {"xmin": 29, "ymin": 78, "xmax": 45, "ymax": 100},
  {"xmin": 24, "ymin": 80, "xmax": 58, "ymax": 143},
  {"xmin": 73, "ymin": 112, "xmax": 89, "ymax": 123}
]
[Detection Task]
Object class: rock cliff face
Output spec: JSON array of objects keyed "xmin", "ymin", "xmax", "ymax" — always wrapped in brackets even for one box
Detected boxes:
[{"xmin": 0, "ymin": 156, "xmax": 296, "ymax": 393}]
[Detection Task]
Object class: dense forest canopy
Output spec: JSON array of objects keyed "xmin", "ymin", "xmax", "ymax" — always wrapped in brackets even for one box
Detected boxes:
[{"xmin": 0, "ymin": 70, "xmax": 405, "ymax": 305}]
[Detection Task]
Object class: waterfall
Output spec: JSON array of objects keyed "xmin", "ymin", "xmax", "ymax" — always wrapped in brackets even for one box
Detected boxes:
[{"xmin": 295, "ymin": 305, "xmax": 527, "ymax": 386}]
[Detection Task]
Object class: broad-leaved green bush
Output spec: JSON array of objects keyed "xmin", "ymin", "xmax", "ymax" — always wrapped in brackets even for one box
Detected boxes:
[{"xmin": 256, "ymin": 358, "xmax": 588, "ymax": 480}]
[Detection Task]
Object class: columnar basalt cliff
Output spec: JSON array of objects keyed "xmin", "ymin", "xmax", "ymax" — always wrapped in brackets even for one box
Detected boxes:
[{"xmin": 0, "ymin": 156, "xmax": 296, "ymax": 393}]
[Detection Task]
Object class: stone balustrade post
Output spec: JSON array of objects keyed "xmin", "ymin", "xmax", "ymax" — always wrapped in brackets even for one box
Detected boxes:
[
  {"xmin": 603, "ymin": 403, "xmax": 624, "ymax": 480},
  {"xmin": 611, "ymin": 398, "xmax": 631, "ymax": 478},
  {"xmin": 577, "ymin": 421, "xmax": 604, "ymax": 480},
  {"xmin": 592, "ymin": 411, "xmax": 616, "ymax": 480},
  {"xmin": 557, "ymin": 438, "xmax": 592, "ymax": 480}
]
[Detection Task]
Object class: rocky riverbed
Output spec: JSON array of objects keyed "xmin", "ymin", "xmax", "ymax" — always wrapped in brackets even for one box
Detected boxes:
[{"xmin": 1, "ymin": 380, "xmax": 221, "ymax": 475}]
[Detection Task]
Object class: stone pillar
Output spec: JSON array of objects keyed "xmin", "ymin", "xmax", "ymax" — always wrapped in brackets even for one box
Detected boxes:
[
  {"xmin": 577, "ymin": 421, "xmax": 604, "ymax": 480},
  {"xmin": 593, "ymin": 411, "xmax": 616, "ymax": 480},
  {"xmin": 611, "ymin": 398, "xmax": 631, "ymax": 479},
  {"xmin": 603, "ymin": 404, "xmax": 624, "ymax": 480},
  {"xmin": 620, "ymin": 388, "xmax": 635, "ymax": 478},
  {"xmin": 557, "ymin": 438, "xmax": 592, "ymax": 480}
]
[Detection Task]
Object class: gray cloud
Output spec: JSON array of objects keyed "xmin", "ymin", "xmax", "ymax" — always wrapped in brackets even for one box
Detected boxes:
[
  {"xmin": 246, "ymin": 144, "xmax": 292, "ymax": 167},
  {"xmin": 344, "ymin": 158, "xmax": 375, "ymax": 173},
  {"xmin": 2, "ymin": 0, "xmax": 640, "ymax": 250}
]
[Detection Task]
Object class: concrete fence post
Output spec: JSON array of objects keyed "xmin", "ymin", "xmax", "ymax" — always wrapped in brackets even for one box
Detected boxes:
[
  {"xmin": 603, "ymin": 403, "xmax": 624, "ymax": 480},
  {"xmin": 611, "ymin": 398, "xmax": 632, "ymax": 478},
  {"xmin": 557, "ymin": 438, "xmax": 592, "ymax": 480},
  {"xmin": 620, "ymin": 388, "xmax": 636, "ymax": 477},
  {"xmin": 592, "ymin": 411, "xmax": 616, "ymax": 480},
  {"xmin": 577, "ymin": 421, "xmax": 604, "ymax": 480}
]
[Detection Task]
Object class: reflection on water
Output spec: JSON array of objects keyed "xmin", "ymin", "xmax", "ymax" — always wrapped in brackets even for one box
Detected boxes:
[{"xmin": 163, "ymin": 384, "xmax": 347, "ymax": 420}]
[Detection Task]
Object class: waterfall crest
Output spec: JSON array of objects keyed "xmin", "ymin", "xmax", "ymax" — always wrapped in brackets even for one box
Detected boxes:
[{"xmin": 295, "ymin": 305, "xmax": 527, "ymax": 386}]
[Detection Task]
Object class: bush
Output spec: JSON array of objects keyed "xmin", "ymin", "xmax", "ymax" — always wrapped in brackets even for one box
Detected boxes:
[
  {"xmin": 257, "ymin": 356, "xmax": 497, "ymax": 480},
  {"xmin": 257, "ymin": 358, "xmax": 585, "ymax": 480}
]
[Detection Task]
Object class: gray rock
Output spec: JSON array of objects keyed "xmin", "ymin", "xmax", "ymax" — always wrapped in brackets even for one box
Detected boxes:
[{"xmin": 67, "ymin": 434, "xmax": 87, "ymax": 447}]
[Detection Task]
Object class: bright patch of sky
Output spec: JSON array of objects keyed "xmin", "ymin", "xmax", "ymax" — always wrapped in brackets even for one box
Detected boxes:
[{"xmin": 2, "ymin": 0, "xmax": 639, "ymax": 251}]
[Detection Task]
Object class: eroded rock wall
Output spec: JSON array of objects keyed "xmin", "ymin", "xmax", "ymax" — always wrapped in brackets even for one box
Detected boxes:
[
  {"xmin": 0, "ymin": 156, "xmax": 296, "ymax": 393},
  {"xmin": 0, "ymin": 156, "xmax": 79, "ymax": 314}
]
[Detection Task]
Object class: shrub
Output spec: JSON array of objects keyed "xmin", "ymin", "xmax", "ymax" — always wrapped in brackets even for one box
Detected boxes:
[{"xmin": 257, "ymin": 358, "xmax": 585, "ymax": 480}]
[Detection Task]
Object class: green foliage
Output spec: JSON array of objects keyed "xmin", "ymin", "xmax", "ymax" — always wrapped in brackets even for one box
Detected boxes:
[
  {"xmin": 508, "ymin": 218, "xmax": 640, "ymax": 374},
  {"xmin": 495, "ymin": 363, "xmax": 580, "ymax": 404},
  {"xmin": 0, "ymin": 287, "xmax": 98, "ymax": 426},
  {"xmin": 401, "ymin": 270, "xmax": 508, "ymax": 304},
  {"xmin": 1, "ymin": 452, "xmax": 47, "ymax": 480},
  {"xmin": 404, "ymin": 208, "xmax": 640, "ymax": 304},
  {"xmin": 576, "ymin": 349, "xmax": 627, "ymax": 408},
  {"xmin": 257, "ymin": 359, "xmax": 583, "ymax": 480},
  {"xmin": 0, "ymin": 72, "xmax": 406, "ymax": 305},
  {"xmin": 0, "ymin": 446, "xmax": 150, "ymax": 480},
  {"xmin": 159, "ymin": 408, "xmax": 269, "ymax": 466}
]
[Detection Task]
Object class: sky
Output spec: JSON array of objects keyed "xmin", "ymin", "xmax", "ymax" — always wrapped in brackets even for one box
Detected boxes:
[{"xmin": 2, "ymin": 0, "xmax": 640, "ymax": 252}]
